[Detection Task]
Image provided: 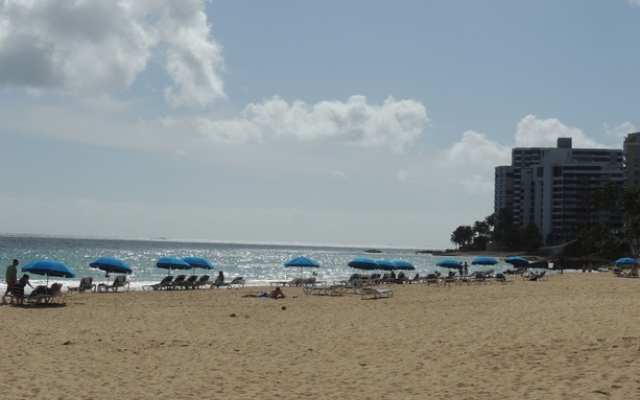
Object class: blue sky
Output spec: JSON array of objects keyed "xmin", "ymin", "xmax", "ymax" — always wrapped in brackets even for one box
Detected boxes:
[{"xmin": 1, "ymin": 0, "xmax": 639, "ymax": 249}]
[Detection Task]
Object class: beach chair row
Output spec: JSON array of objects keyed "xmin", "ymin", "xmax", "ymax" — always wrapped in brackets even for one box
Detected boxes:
[
  {"xmin": 143, "ymin": 275, "xmax": 246, "ymax": 290},
  {"xmin": 2, "ymin": 284, "xmax": 68, "ymax": 306},
  {"xmin": 300, "ymin": 281, "xmax": 394, "ymax": 299},
  {"xmin": 421, "ymin": 272, "xmax": 515, "ymax": 286}
]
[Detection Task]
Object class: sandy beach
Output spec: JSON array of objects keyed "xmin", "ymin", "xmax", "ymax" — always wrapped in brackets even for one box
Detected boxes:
[{"xmin": 1, "ymin": 273, "xmax": 639, "ymax": 399}]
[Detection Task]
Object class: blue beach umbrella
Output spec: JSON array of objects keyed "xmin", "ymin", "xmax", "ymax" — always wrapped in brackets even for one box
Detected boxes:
[
  {"xmin": 348, "ymin": 257, "xmax": 379, "ymax": 271},
  {"xmin": 436, "ymin": 259, "xmax": 463, "ymax": 269},
  {"xmin": 375, "ymin": 260, "xmax": 397, "ymax": 271},
  {"xmin": 182, "ymin": 257, "xmax": 215, "ymax": 270},
  {"xmin": 505, "ymin": 256, "xmax": 530, "ymax": 267},
  {"xmin": 615, "ymin": 257, "xmax": 639, "ymax": 267},
  {"xmin": 156, "ymin": 257, "xmax": 193, "ymax": 271},
  {"xmin": 284, "ymin": 256, "xmax": 320, "ymax": 276},
  {"xmin": 22, "ymin": 260, "xmax": 76, "ymax": 285},
  {"xmin": 471, "ymin": 256, "xmax": 498, "ymax": 266},
  {"xmin": 392, "ymin": 260, "xmax": 416, "ymax": 271},
  {"xmin": 182, "ymin": 257, "xmax": 215, "ymax": 276},
  {"xmin": 90, "ymin": 257, "xmax": 133, "ymax": 275}
]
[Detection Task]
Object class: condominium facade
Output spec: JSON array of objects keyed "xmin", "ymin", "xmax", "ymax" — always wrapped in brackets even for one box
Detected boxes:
[
  {"xmin": 623, "ymin": 132, "xmax": 640, "ymax": 190},
  {"xmin": 494, "ymin": 138, "xmax": 625, "ymax": 246}
]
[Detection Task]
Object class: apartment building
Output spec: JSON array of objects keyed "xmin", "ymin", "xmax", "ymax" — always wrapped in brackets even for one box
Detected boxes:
[
  {"xmin": 623, "ymin": 132, "xmax": 640, "ymax": 190},
  {"xmin": 495, "ymin": 138, "xmax": 624, "ymax": 246}
]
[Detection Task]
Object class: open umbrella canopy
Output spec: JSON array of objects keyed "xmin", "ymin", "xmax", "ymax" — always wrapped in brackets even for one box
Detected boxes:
[
  {"xmin": 392, "ymin": 260, "xmax": 415, "ymax": 270},
  {"xmin": 471, "ymin": 256, "xmax": 498, "ymax": 265},
  {"xmin": 156, "ymin": 257, "xmax": 193, "ymax": 270},
  {"xmin": 22, "ymin": 260, "xmax": 76, "ymax": 278},
  {"xmin": 89, "ymin": 257, "xmax": 133, "ymax": 274},
  {"xmin": 284, "ymin": 256, "xmax": 320, "ymax": 268},
  {"xmin": 505, "ymin": 256, "xmax": 529, "ymax": 267},
  {"xmin": 182, "ymin": 257, "xmax": 215, "ymax": 270},
  {"xmin": 375, "ymin": 260, "xmax": 397, "ymax": 271},
  {"xmin": 616, "ymin": 257, "xmax": 639, "ymax": 267},
  {"xmin": 348, "ymin": 257, "xmax": 379, "ymax": 271},
  {"xmin": 436, "ymin": 259, "xmax": 462, "ymax": 269}
]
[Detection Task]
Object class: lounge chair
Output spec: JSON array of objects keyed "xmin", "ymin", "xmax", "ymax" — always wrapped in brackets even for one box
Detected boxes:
[
  {"xmin": 227, "ymin": 277, "xmax": 245, "ymax": 289},
  {"xmin": 360, "ymin": 287, "xmax": 394, "ymax": 300},
  {"xmin": 68, "ymin": 277, "xmax": 96, "ymax": 293},
  {"xmin": 302, "ymin": 283, "xmax": 339, "ymax": 296},
  {"xmin": 442, "ymin": 272, "xmax": 458, "ymax": 287},
  {"xmin": 168, "ymin": 275, "xmax": 187, "ymax": 289},
  {"xmin": 97, "ymin": 275, "xmax": 130, "ymax": 292},
  {"xmin": 523, "ymin": 271, "xmax": 547, "ymax": 281},
  {"xmin": 472, "ymin": 272, "xmax": 487, "ymax": 284},
  {"xmin": 494, "ymin": 273, "xmax": 514, "ymax": 284},
  {"xmin": 142, "ymin": 275, "xmax": 174, "ymax": 291},
  {"xmin": 286, "ymin": 278, "xmax": 304, "ymax": 287},
  {"xmin": 193, "ymin": 275, "xmax": 211, "ymax": 289},
  {"xmin": 24, "ymin": 284, "xmax": 67, "ymax": 306},
  {"xmin": 425, "ymin": 273, "xmax": 440, "ymax": 286},
  {"xmin": 182, "ymin": 275, "xmax": 200, "ymax": 289}
]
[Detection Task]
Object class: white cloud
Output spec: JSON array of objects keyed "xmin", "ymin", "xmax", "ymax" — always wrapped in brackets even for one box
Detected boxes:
[
  {"xmin": 447, "ymin": 130, "xmax": 511, "ymax": 168},
  {"xmin": 158, "ymin": 1, "xmax": 226, "ymax": 107},
  {"xmin": 604, "ymin": 121, "xmax": 637, "ymax": 139},
  {"xmin": 629, "ymin": 0, "xmax": 640, "ymax": 7},
  {"xmin": 196, "ymin": 95, "xmax": 429, "ymax": 152},
  {"xmin": 515, "ymin": 115, "xmax": 608, "ymax": 148},
  {"xmin": 0, "ymin": 0, "xmax": 224, "ymax": 106},
  {"xmin": 446, "ymin": 131, "xmax": 511, "ymax": 193}
]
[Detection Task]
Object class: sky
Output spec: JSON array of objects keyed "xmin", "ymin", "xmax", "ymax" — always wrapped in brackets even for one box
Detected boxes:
[{"xmin": 1, "ymin": 0, "xmax": 640, "ymax": 249}]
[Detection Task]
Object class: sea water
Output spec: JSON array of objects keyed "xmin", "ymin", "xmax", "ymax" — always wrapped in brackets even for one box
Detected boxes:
[{"xmin": 0, "ymin": 234, "xmax": 512, "ymax": 290}]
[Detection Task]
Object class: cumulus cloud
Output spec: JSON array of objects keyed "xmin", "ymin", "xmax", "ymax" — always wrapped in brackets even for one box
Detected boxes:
[
  {"xmin": 441, "ymin": 131, "xmax": 511, "ymax": 194},
  {"xmin": 447, "ymin": 130, "xmax": 511, "ymax": 168},
  {"xmin": 604, "ymin": 121, "xmax": 637, "ymax": 139},
  {"xmin": 195, "ymin": 95, "xmax": 428, "ymax": 152},
  {"xmin": 515, "ymin": 115, "xmax": 608, "ymax": 148},
  {"xmin": 0, "ymin": 0, "xmax": 224, "ymax": 106}
]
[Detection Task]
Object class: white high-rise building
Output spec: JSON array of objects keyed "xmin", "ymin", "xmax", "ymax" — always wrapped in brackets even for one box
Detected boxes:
[{"xmin": 495, "ymin": 138, "xmax": 624, "ymax": 246}]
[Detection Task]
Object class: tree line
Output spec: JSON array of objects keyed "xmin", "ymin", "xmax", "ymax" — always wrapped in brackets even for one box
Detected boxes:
[{"xmin": 450, "ymin": 184, "xmax": 640, "ymax": 256}]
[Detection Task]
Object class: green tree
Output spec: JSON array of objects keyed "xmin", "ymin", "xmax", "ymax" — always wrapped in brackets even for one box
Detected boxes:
[
  {"xmin": 620, "ymin": 188, "xmax": 640, "ymax": 253},
  {"xmin": 520, "ymin": 223, "xmax": 542, "ymax": 252}
]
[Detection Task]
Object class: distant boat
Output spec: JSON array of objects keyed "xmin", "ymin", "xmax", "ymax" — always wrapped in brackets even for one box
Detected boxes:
[{"xmin": 364, "ymin": 249, "xmax": 382, "ymax": 253}]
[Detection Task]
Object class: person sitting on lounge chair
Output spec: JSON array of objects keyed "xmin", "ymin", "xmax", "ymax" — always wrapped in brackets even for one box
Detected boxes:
[
  {"xmin": 213, "ymin": 271, "xmax": 225, "ymax": 287},
  {"xmin": 12, "ymin": 274, "xmax": 33, "ymax": 305},
  {"xmin": 525, "ymin": 272, "xmax": 544, "ymax": 281},
  {"xmin": 243, "ymin": 287, "xmax": 286, "ymax": 299}
]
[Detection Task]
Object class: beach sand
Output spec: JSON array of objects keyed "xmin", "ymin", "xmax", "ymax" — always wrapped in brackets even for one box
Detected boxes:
[{"xmin": 1, "ymin": 273, "xmax": 639, "ymax": 399}]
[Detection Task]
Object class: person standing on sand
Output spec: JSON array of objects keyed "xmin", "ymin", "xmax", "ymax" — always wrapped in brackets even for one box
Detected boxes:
[
  {"xmin": 556, "ymin": 253, "xmax": 563, "ymax": 274},
  {"xmin": 4, "ymin": 259, "xmax": 18, "ymax": 302},
  {"xmin": 463, "ymin": 262, "xmax": 468, "ymax": 276}
]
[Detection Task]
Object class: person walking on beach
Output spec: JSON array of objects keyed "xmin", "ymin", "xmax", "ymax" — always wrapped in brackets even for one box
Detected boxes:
[
  {"xmin": 463, "ymin": 262, "xmax": 468, "ymax": 277},
  {"xmin": 556, "ymin": 253, "xmax": 563, "ymax": 274},
  {"xmin": 4, "ymin": 259, "xmax": 18, "ymax": 303}
]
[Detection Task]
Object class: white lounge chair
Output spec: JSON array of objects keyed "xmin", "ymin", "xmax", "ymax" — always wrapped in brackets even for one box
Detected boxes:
[
  {"xmin": 360, "ymin": 287, "xmax": 394, "ymax": 300},
  {"xmin": 97, "ymin": 275, "xmax": 130, "ymax": 293}
]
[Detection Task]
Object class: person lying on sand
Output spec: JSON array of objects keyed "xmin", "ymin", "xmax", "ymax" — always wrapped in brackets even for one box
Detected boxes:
[{"xmin": 242, "ymin": 287, "xmax": 286, "ymax": 299}]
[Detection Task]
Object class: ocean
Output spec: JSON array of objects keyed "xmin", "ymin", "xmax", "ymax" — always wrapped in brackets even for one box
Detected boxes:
[{"xmin": 0, "ymin": 234, "xmax": 510, "ymax": 290}]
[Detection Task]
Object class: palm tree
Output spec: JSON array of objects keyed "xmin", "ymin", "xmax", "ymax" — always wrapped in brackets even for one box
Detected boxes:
[{"xmin": 620, "ymin": 188, "xmax": 640, "ymax": 253}]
